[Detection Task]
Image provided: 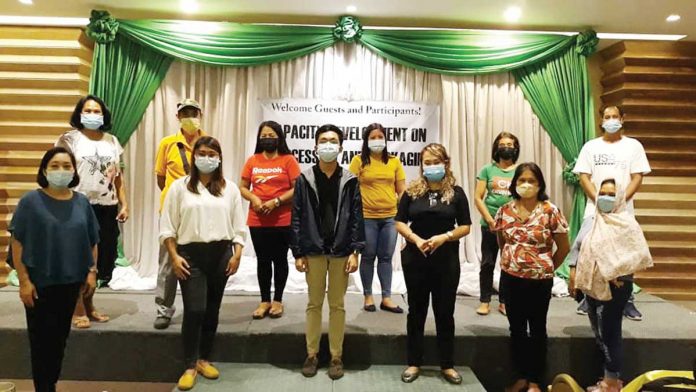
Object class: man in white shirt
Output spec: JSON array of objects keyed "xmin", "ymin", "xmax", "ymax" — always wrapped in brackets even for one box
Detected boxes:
[{"xmin": 573, "ymin": 105, "xmax": 651, "ymax": 321}]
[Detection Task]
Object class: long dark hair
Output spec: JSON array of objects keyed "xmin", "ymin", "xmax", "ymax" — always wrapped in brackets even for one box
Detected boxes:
[
  {"xmin": 187, "ymin": 136, "xmax": 226, "ymax": 196},
  {"xmin": 253, "ymin": 120, "xmax": 291, "ymax": 155},
  {"xmin": 509, "ymin": 162, "xmax": 549, "ymax": 201},
  {"xmin": 69, "ymin": 94, "xmax": 112, "ymax": 131},
  {"xmin": 360, "ymin": 123, "xmax": 389, "ymax": 168},
  {"xmin": 491, "ymin": 131, "xmax": 520, "ymax": 163},
  {"xmin": 37, "ymin": 147, "xmax": 80, "ymax": 188}
]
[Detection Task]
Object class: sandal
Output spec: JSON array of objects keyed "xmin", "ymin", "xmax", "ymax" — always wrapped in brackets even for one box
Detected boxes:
[
  {"xmin": 72, "ymin": 316, "xmax": 91, "ymax": 329},
  {"xmin": 88, "ymin": 311, "xmax": 110, "ymax": 323},
  {"xmin": 252, "ymin": 303, "xmax": 271, "ymax": 320},
  {"xmin": 269, "ymin": 302, "xmax": 284, "ymax": 319}
]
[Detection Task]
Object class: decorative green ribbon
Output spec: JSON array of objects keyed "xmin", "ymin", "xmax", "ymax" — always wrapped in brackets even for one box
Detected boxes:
[
  {"xmin": 86, "ymin": 10, "xmax": 119, "ymax": 44},
  {"xmin": 575, "ymin": 30, "xmax": 598, "ymax": 56},
  {"xmin": 333, "ymin": 15, "xmax": 363, "ymax": 43},
  {"xmin": 563, "ymin": 158, "xmax": 580, "ymax": 187}
]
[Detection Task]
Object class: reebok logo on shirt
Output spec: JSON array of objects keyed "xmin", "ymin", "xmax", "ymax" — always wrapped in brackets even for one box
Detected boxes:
[
  {"xmin": 254, "ymin": 175, "xmax": 279, "ymax": 184},
  {"xmin": 252, "ymin": 167, "xmax": 283, "ymax": 174}
]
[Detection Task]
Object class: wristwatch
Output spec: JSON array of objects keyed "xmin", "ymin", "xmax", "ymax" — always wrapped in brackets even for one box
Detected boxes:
[
  {"xmin": 89, "ymin": 266, "xmax": 98, "ymax": 274},
  {"xmin": 274, "ymin": 197, "xmax": 281, "ymax": 207},
  {"xmin": 446, "ymin": 231, "xmax": 454, "ymax": 240}
]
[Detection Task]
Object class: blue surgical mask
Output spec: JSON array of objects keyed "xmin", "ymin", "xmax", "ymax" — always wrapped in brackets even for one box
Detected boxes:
[
  {"xmin": 423, "ymin": 164, "xmax": 446, "ymax": 182},
  {"xmin": 597, "ymin": 195, "xmax": 616, "ymax": 213},
  {"xmin": 368, "ymin": 139, "xmax": 386, "ymax": 153},
  {"xmin": 81, "ymin": 113, "xmax": 104, "ymax": 130},
  {"xmin": 317, "ymin": 142, "xmax": 340, "ymax": 163},
  {"xmin": 601, "ymin": 119, "xmax": 622, "ymax": 134},
  {"xmin": 46, "ymin": 170, "xmax": 74, "ymax": 188},
  {"xmin": 194, "ymin": 155, "xmax": 220, "ymax": 174}
]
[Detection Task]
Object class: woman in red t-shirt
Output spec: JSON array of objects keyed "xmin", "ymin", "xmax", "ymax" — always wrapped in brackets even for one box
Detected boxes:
[{"xmin": 240, "ymin": 121, "xmax": 301, "ymax": 319}]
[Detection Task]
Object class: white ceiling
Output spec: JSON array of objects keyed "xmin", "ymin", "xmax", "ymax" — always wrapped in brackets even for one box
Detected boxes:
[{"xmin": 2, "ymin": 0, "xmax": 695, "ymax": 40}]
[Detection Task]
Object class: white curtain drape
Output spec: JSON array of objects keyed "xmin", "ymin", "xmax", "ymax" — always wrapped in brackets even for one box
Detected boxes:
[{"xmin": 116, "ymin": 42, "xmax": 572, "ymax": 296}]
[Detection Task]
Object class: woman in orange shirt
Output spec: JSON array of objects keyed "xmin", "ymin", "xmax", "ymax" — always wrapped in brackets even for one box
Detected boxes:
[{"xmin": 240, "ymin": 121, "xmax": 301, "ymax": 319}]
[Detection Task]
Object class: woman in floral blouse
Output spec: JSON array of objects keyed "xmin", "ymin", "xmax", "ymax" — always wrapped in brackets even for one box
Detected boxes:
[{"xmin": 494, "ymin": 162, "xmax": 570, "ymax": 392}]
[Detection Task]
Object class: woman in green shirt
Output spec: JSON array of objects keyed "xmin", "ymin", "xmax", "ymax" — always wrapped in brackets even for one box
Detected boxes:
[{"xmin": 473, "ymin": 132, "xmax": 519, "ymax": 316}]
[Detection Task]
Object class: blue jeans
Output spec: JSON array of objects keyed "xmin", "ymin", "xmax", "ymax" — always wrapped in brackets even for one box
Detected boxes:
[{"xmin": 359, "ymin": 217, "xmax": 398, "ymax": 297}]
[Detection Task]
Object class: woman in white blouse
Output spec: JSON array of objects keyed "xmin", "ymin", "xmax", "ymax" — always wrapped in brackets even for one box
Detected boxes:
[{"xmin": 159, "ymin": 136, "xmax": 247, "ymax": 391}]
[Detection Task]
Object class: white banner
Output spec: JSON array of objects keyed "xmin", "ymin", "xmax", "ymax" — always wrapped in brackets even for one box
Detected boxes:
[{"xmin": 259, "ymin": 98, "xmax": 440, "ymax": 180}]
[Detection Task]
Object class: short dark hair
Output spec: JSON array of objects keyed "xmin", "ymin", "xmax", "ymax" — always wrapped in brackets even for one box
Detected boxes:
[
  {"xmin": 315, "ymin": 124, "xmax": 344, "ymax": 145},
  {"xmin": 69, "ymin": 95, "xmax": 112, "ymax": 131},
  {"xmin": 360, "ymin": 123, "xmax": 389, "ymax": 167},
  {"xmin": 599, "ymin": 104, "xmax": 624, "ymax": 117},
  {"xmin": 37, "ymin": 147, "xmax": 80, "ymax": 188},
  {"xmin": 600, "ymin": 178, "xmax": 616, "ymax": 188},
  {"xmin": 509, "ymin": 162, "xmax": 549, "ymax": 201},
  {"xmin": 254, "ymin": 120, "xmax": 291, "ymax": 155},
  {"xmin": 492, "ymin": 131, "xmax": 520, "ymax": 163}
]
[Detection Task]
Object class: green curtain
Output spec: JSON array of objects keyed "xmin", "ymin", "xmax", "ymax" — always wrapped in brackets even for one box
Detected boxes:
[
  {"xmin": 89, "ymin": 34, "xmax": 173, "ymax": 145},
  {"xmin": 512, "ymin": 33, "xmax": 598, "ymax": 277},
  {"xmin": 359, "ymin": 29, "xmax": 575, "ymax": 74}
]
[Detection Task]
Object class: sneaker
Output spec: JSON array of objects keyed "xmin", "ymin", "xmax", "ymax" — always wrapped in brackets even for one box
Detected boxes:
[
  {"xmin": 328, "ymin": 357, "xmax": 344, "ymax": 380},
  {"xmin": 623, "ymin": 301, "xmax": 643, "ymax": 321},
  {"xmin": 576, "ymin": 298, "xmax": 589, "ymax": 315},
  {"xmin": 153, "ymin": 316, "xmax": 171, "ymax": 330},
  {"xmin": 301, "ymin": 355, "xmax": 318, "ymax": 378}
]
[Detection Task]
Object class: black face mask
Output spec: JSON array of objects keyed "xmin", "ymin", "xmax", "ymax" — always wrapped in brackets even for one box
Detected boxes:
[
  {"xmin": 498, "ymin": 147, "xmax": 517, "ymax": 160},
  {"xmin": 258, "ymin": 138, "xmax": 279, "ymax": 152}
]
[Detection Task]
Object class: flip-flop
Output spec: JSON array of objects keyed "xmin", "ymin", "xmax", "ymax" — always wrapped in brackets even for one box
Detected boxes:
[
  {"xmin": 252, "ymin": 304, "xmax": 271, "ymax": 320},
  {"xmin": 269, "ymin": 303, "xmax": 284, "ymax": 319},
  {"xmin": 72, "ymin": 316, "xmax": 91, "ymax": 329},
  {"xmin": 88, "ymin": 311, "xmax": 110, "ymax": 323}
]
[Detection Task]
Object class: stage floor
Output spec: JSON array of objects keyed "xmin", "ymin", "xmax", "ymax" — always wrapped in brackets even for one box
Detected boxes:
[{"xmin": 0, "ymin": 288, "xmax": 694, "ymax": 391}]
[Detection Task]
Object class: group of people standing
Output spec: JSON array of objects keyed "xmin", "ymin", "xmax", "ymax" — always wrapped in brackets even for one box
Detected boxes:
[{"xmin": 8, "ymin": 94, "xmax": 650, "ymax": 392}]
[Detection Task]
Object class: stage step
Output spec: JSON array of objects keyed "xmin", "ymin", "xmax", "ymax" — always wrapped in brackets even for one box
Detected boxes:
[
  {"xmin": 0, "ymin": 71, "xmax": 90, "ymax": 90},
  {"xmin": 0, "ymin": 151, "xmax": 47, "ymax": 167},
  {"xmin": 648, "ymin": 257, "xmax": 696, "ymax": 274},
  {"xmin": 647, "ymin": 240, "xmax": 696, "ymax": 258},
  {"xmin": 634, "ymin": 192, "xmax": 696, "ymax": 210},
  {"xmin": 641, "ymin": 224, "xmax": 696, "ymax": 242},
  {"xmin": 0, "ymin": 167, "xmax": 36, "ymax": 183},
  {"xmin": 0, "ymin": 88, "xmax": 83, "ymax": 106},
  {"xmin": 0, "ymin": 54, "xmax": 91, "ymax": 75},
  {"xmin": 0, "ymin": 135, "xmax": 56, "ymax": 151},
  {"xmin": 0, "ymin": 182, "xmax": 35, "ymax": 198},
  {"xmin": 164, "ymin": 363, "xmax": 485, "ymax": 392},
  {"xmin": 0, "ymin": 120, "xmax": 71, "ymax": 136},
  {"xmin": 0, "ymin": 26, "xmax": 84, "ymax": 41},
  {"xmin": 0, "ymin": 104, "xmax": 75, "ymax": 122},
  {"xmin": 0, "ymin": 38, "xmax": 92, "ymax": 61},
  {"xmin": 639, "ymin": 176, "xmax": 696, "ymax": 194}
]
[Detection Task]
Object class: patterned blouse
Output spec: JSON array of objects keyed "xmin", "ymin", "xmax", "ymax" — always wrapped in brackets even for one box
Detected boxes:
[{"xmin": 494, "ymin": 200, "xmax": 569, "ymax": 280}]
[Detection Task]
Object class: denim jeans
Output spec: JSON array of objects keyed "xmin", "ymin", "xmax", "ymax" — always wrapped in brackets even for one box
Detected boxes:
[{"xmin": 359, "ymin": 217, "xmax": 398, "ymax": 297}]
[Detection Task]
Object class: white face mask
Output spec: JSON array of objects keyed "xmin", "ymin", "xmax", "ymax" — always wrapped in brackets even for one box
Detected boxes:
[
  {"xmin": 602, "ymin": 118, "xmax": 622, "ymax": 134},
  {"xmin": 194, "ymin": 155, "xmax": 220, "ymax": 174},
  {"xmin": 317, "ymin": 142, "xmax": 340, "ymax": 162},
  {"xmin": 368, "ymin": 139, "xmax": 386, "ymax": 153},
  {"xmin": 517, "ymin": 183, "xmax": 539, "ymax": 199}
]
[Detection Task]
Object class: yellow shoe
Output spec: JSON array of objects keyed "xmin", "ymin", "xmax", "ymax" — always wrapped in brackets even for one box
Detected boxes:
[
  {"xmin": 177, "ymin": 371, "xmax": 197, "ymax": 391},
  {"xmin": 476, "ymin": 303, "xmax": 490, "ymax": 316},
  {"xmin": 196, "ymin": 362, "xmax": 220, "ymax": 380}
]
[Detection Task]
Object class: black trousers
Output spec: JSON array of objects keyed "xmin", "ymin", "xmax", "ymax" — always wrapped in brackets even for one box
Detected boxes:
[
  {"xmin": 479, "ymin": 227, "xmax": 504, "ymax": 303},
  {"xmin": 587, "ymin": 281, "xmax": 632, "ymax": 379},
  {"xmin": 177, "ymin": 241, "xmax": 232, "ymax": 368},
  {"xmin": 249, "ymin": 226, "xmax": 290, "ymax": 303},
  {"xmin": 91, "ymin": 204, "xmax": 120, "ymax": 283},
  {"xmin": 502, "ymin": 271, "xmax": 553, "ymax": 385},
  {"xmin": 402, "ymin": 244, "xmax": 460, "ymax": 369},
  {"xmin": 25, "ymin": 282, "xmax": 82, "ymax": 392}
]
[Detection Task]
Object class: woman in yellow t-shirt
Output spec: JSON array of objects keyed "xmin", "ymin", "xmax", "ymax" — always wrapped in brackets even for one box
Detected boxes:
[{"xmin": 349, "ymin": 123, "xmax": 406, "ymax": 313}]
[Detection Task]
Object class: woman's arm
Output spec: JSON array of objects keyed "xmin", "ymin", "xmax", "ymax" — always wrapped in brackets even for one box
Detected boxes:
[
  {"xmin": 552, "ymin": 233, "xmax": 570, "ymax": 270},
  {"xmin": 11, "ymin": 238, "xmax": 38, "ymax": 308},
  {"xmin": 115, "ymin": 173, "xmax": 129, "ymax": 222},
  {"xmin": 474, "ymin": 179, "xmax": 495, "ymax": 227},
  {"xmin": 395, "ymin": 179, "xmax": 406, "ymax": 199}
]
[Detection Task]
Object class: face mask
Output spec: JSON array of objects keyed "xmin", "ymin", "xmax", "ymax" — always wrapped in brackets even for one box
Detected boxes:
[
  {"xmin": 180, "ymin": 117, "xmax": 200, "ymax": 134},
  {"xmin": 317, "ymin": 142, "xmax": 340, "ymax": 163},
  {"xmin": 498, "ymin": 147, "xmax": 517, "ymax": 161},
  {"xmin": 194, "ymin": 155, "xmax": 220, "ymax": 174},
  {"xmin": 423, "ymin": 164, "xmax": 446, "ymax": 182},
  {"xmin": 597, "ymin": 195, "xmax": 616, "ymax": 213},
  {"xmin": 258, "ymin": 138, "xmax": 279, "ymax": 153},
  {"xmin": 602, "ymin": 118, "xmax": 622, "ymax": 134},
  {"xmin": 516, "ymin": 183, "xmax": 539, "ymax": 199},
  {"xmin": 81, "ymin": 113, "xmax": 104, "ymax": 130},
  {"xmin": 46, "ymin": 170, "xmax": 74, "ymax": 188},
  {"xmin": 368, "ymin": 139, "xmax": 386, "ymax": 153}
]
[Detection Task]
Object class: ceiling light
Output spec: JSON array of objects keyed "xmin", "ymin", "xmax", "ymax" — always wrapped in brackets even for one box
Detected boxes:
[
  {"xmin": 180, "ymin": 0, "xmax": 199, "ymax": 13},
  {"xmin": 666, "ymin": 14, "xmax": 681, "ymax": 22},
  {"xmin": 597, "ymin": 32, "xmax": 686, "ymax": 41},
  {"xmin": 19, "ymin": 0, "xmax": 33, "ymax": 4},
  {"xmin": 346, "ymin": 5, "xmax": 357, "ymax": 13},
  {"xmin": 503, "ymin": 6, "xmax": 522, "ymax": 23}
]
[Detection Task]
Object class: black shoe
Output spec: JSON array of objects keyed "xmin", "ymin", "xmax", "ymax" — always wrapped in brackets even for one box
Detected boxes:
[
  {"xmin": 302, "ymin": 355, "xmax": 319, "ymax": 377},
  {"xmin": 576, "ymin": 298, "xmax": 589, "ymax": 315},
  {"xmin": 328, "ymin": 357, "xmax": 344, "ymax": 380},
  {"xmin": 153, "ymin": 316, "xmax": 171, "ymax": 330},
  {"xmin": 442, "ymin": 369, "xmax": 462, "ymax": 385},
  {"xmin": 380, "ymin": 303, "xmax": 404, "ymax": 314},
  {"xmin": 363, "ymin": 304, "xmax": 377, "ymax": 312},
  {"xmin": 401, "ymin": 368, "xmax": 420, "ymax": 383},
  {"xmin": 623, "ymin": 301, "xmax": 643, "ymax": 321}
]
